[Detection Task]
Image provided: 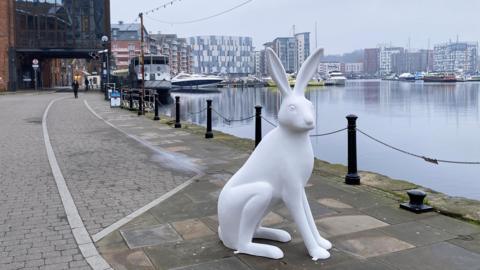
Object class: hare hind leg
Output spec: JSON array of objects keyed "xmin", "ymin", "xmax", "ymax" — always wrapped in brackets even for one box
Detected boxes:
[
  {"xmin": 254, "ymin": 226, "xmax": 292, "ymax": 243},
  {"xmin": 231, "ymin": 182, "xmax": 284, "ymax": 259}
]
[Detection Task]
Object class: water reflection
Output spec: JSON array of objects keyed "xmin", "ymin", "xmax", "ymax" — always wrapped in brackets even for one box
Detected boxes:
[{"xmin": 162, "ymin": 81, "xmax": 480, "ymax": 200}]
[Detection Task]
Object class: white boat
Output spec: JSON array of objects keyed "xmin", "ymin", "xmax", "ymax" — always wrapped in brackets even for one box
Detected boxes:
[
  {"xmin": 172, "ymin": 73, "xmax": 224, "ymax": 87},
  {"xmin": 325, "ymin": 71, "xmax": 346, "ymax": 86},
  {"xmin": 130, "ymin": 55, "xmax": 171, "ymax": 90},
  {"xmin": 398, "ymin": 73, "xmax": 416, "ymax": 81},
  {"xmin": 467, "ymin": 75, "xmax": 480, "ymax": 81}
]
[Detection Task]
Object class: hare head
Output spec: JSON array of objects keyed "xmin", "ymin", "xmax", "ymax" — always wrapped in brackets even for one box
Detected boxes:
[{"xmin": 266, "ymin": 47, "xmax": 324, "ymax": 132}]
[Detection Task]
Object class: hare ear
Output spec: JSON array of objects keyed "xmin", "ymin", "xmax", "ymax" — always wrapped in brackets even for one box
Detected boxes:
[
  {"xmin": 266, "ymin": 48, "xmax": 291, "ymax": 96},
  {"xmin": 293, "ymin": 48, "xmax": 324, "ymax": 95}
]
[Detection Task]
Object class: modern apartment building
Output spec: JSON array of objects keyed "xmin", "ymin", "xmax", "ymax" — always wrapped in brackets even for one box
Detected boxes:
[
  {"xmin": 151, "ymin": 33, "xmax": 192, "ymax": 75},
  {"xmin": 344, "ymin": 63, "xmax": 364, "ymax": 74},
  {"xmin": 294, "ymin": 32, "xmax": 311, "ymax": 72},
  {"xmin": 433, "ymin": 42, "xmax": 478, "ymax": 73},
  {"xmin": 379, "ymin": 46, "xmax": 404, "ymax": 75},
  {"xmin": 111, "ymin": 21, "xmax": 155, "ymax": 69},
  {"xmin": 391, "ymin": 49, "xmax": 433, "ymax": 74},
  {"xmin": 363, "ymin": 48, "xmax": 380, "ymax": 75},
  {"xmin": 253, "ymin": 50, "xmax": 266, "ymax": 76},
  {"xmin": 270, "ymin": 37, "xmax": 296, "ymax": 73},
  {"xmin": 265, "ymin": 33, "xmax": 311, "ymax": 74},
  {"xmin": 188, "ymin": 35, "xmax": 253, "ymax": 75}
]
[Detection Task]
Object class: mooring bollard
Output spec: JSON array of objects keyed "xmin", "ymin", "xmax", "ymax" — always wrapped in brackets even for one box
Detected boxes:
[
  {"xmin": 205, "ymin": 99, "xmax": 214, "ymax": 139},
  {"xmin": 255, "ymin": 105, "xmax": 262, "ymax": 147},
  {"xmin": 345, "ymin": 114, "xmax": 361, "ymax": 185},
  {"xmin": 154, "ymin": 93, "xmax": 160, "ymax": 121},
  {"xmin": 400, "ymin": 190, "xmax": 433, "ymax": 213},
  {"xmin": 175, "ymin": 96, "xmax": 182, "ymax": 128},
  {"xmin": 129, "ymin": 90, "xmax": 133, "ymax": 110}
]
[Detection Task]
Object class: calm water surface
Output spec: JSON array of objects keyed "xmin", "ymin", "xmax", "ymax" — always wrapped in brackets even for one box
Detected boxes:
[{"xmin": 161, "ymin": 80, "xmax": 480, "ymax": 200}]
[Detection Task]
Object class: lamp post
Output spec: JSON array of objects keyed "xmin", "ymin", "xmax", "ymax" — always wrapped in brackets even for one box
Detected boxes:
[
  {"xmin": 101, "ymin": 35, "xmax": 110, "ymax": 100},
  {"xmin": 138, "ymin": 12, "xmax": 145, "ymax": 116}
]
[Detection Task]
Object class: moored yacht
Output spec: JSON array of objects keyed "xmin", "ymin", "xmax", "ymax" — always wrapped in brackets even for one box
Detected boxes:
[
  {"xmin": 423, "ymin": 72, "xmax": 457, "ymax": 83},
  {"xmin": 398, "ymin": 73, "xmax": 416, "ymax": 81},
  {"xmin": 130, "ymin": 55, "xmax": 172, "ymax": 90},
  {"xmin": 325, "ymin": 71, "xmax": 346, "ymax": 86},
  {"xmin": 171, "ymin": 73, "xmax": 224, "ymax": 87},
  {"xmin": 467, "ymin": 75, "xmax": 480, "ymax": 81}
]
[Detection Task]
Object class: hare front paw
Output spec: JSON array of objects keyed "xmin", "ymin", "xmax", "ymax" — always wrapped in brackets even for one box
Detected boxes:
[
  {"xmin": 309, "ymin": 247, "xmax": 330, "ymax": 261},
  {"xmin": 316, "ymin": 237, "xmax": 332, "ymax": 250}
]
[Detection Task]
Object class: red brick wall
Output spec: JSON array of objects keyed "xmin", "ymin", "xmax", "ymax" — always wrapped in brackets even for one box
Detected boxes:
[{"xmin": 0, "ymin": 0, "xmax": 14, "ymax": 91}]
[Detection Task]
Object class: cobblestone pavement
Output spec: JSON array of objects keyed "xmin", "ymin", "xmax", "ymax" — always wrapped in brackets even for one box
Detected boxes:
[
  {"xmin": 0, "ymin": 93, "xmax": 90, "ymax": 270},
  {"xmin": 48, "ymin": 96, "xmax": 194, "ymax": 236}
]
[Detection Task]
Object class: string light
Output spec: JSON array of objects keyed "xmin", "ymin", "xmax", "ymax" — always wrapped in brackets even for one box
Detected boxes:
[
  {"xmin": 145, "ymin": 0, "xmax": 253, "ymax": 25},
  {"xmin": 121, "ymin": 0, "xmax": 183, "ymax": 31}
]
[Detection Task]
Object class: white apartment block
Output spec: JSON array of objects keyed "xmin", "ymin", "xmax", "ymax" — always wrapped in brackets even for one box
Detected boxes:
[
  {"xmin": 253, "ymin": 50, "xmax": 265, "ymax": 76},
  {"xmin": 344, "ymin": 62, "xmax": 364, "ymax": 74},
  {"xmin": 433, "ymin": 42, "xmax": 478, "ymax": 73},
  {"xmin": 318, "ymin": 62, "xmax": 342, "ymax": 75},
  {"xmin": 379, "ymin": 46, "xmax": 404, "ymax": 75},
  {"xmin": 188, "ymin": 36, "xmax": 253, "ymax": 75},
  {"xmin": 294, "ymin": 32, "xmax": 310, "ymax": 72}
]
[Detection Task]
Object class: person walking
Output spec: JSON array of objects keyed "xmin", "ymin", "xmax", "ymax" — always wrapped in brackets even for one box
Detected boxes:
[
  {"xmin": 84, "ymin": 77, "xmax": 90, "ymax": 92},
  {"xmin": 72, "ymin": 80, "xmax": 79, "ymax": 99}
]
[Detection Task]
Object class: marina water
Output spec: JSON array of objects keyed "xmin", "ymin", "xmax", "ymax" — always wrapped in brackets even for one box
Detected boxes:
[{"xmin": 162, "ymin": 80, "xmax": 480, "ymax": 200}]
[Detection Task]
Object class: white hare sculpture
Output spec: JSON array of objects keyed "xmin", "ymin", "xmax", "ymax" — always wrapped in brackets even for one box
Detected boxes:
[{"xmin": 217, "ymin": 48, "xmax": 331, "ymax": 261}]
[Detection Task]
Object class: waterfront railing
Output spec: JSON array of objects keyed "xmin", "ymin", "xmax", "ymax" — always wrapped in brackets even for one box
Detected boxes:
[{"xmin": 116, "ymin": 91, "xmax": 480, "ymax": 186}]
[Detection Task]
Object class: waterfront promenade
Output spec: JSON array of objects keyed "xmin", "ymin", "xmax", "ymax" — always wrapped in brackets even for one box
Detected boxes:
[{"xmin": 1, "ymin": 91, "xmax": 480, "ymax": 270}]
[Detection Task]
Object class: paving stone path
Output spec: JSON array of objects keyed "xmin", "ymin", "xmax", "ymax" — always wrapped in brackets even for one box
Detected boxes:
[
  {"xmin": 0, "ymin": 92, "xmax": 200, "ymax": 270},
  {"xmin": 0, "ymin": 93, "xmax": 90, "ymax": 270},
  {"xmin": 2, "ymin": 92, "xmax": 480, "ymax": 270},
  {"xmin": 86, "ymin": 94, "xmax": 480, "ymax": 270},
  {"xmin": 48, "ymin": 97, "xmax": 194, "ymax": 236}
]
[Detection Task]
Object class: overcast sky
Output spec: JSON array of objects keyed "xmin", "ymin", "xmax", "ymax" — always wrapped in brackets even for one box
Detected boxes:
[{"xmin": 111, "ymin": 0, "xmax": 480, "ymax": 55}]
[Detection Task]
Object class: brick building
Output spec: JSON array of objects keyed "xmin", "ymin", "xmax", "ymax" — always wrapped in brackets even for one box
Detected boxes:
[
  {"xmin": 0, "ymin": 0, "xmax": 110, "ymax": 91},
  {"xmin": 111, "ymin": 21, "xmax": 156, "ymax": 70},
  {"xmin": 0, "ymin": 0, "xmax": 16, "ymax": 91},
  {"xmin": 150, "ymin": 33, "xmax": 193, "ymax": 75},
  {"xmin": 363, "ymin": 48, "xmax": 380, "ymax": 75}
]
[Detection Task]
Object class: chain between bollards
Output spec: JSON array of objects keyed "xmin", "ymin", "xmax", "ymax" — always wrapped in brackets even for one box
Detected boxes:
[
  {"xmin": 345, "ymin": 114, "xmax": 361, "ymax": 185},
  {"xmin": 175, "ymin": 96, "xmax": 182, "ymax": 128},
  {"xmin": 255, "ymin": 105, "xmax": 262, "ymax": 148},
  {"xmin": 205, "ymin": 99, "xmax": 214, "ymax": 139}
]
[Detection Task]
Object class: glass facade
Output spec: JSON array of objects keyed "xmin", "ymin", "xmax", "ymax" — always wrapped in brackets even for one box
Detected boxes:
[{"xmin": 15, "ymin": 0, "xmax": 109, "ymax": 50}]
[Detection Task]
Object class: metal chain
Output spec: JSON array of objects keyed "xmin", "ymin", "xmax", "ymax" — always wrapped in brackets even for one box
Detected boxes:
[
  {"xmin": 188, "ymin": 108, "xmax": 207, "ymax": 115},
  {"xmin": 356, "ymin": 128, "xmax": 480, "ymax": 165},
  {"xmin": 261, "ymin": 116, "xmax": 278, "ymax": 127},
  {"xmin": 212, "ymin": 109, "xmax": 255, "ymax": 124},
  {"xmin": 310, "ymin": 128, "xmax": 347, "ymax": 137}
]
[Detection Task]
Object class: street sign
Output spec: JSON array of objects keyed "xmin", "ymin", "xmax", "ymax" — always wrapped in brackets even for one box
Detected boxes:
[
  {"xmin": 32, "ymin": 64, "xmax": 39, "ymax": 69},
  {"xmin": 32, "ymin": 59, "xmax": 39, "ymax": 65}
]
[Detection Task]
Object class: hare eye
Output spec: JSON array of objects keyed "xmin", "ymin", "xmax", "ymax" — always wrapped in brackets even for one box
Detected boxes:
[{"xmin": 288, "ymin": 105, "xmax": 296, "ymax": 111}]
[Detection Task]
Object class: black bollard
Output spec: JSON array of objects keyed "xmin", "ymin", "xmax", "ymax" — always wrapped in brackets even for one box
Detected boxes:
[
  {"xmin": 255, "ymin": 105, "xmax": 262, "ymax": 148},
  {"xmin": 154, "ymin": 93, "xmax": 160, "ymax": 121},
  {"xmin": 400, "ymin": 190, "xmax": 433, "ymax": 213},
  {"xmin": 104, "ymin": 84, "xmax": 108, "ymax": 100},
  {"xmin": 129, "ymin": 90, "xmax": 133, "ymax": 110},
  {"xmin": 175, "ymin": 96, "xmax": 182, "ymax": 128},
  {"xmin": 345, "ymin": 114, "xmax": 361, "ymax": 185},
  {"xmin": 205, "ymin": 99, "xmax": 214, "ymax": 139}
]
